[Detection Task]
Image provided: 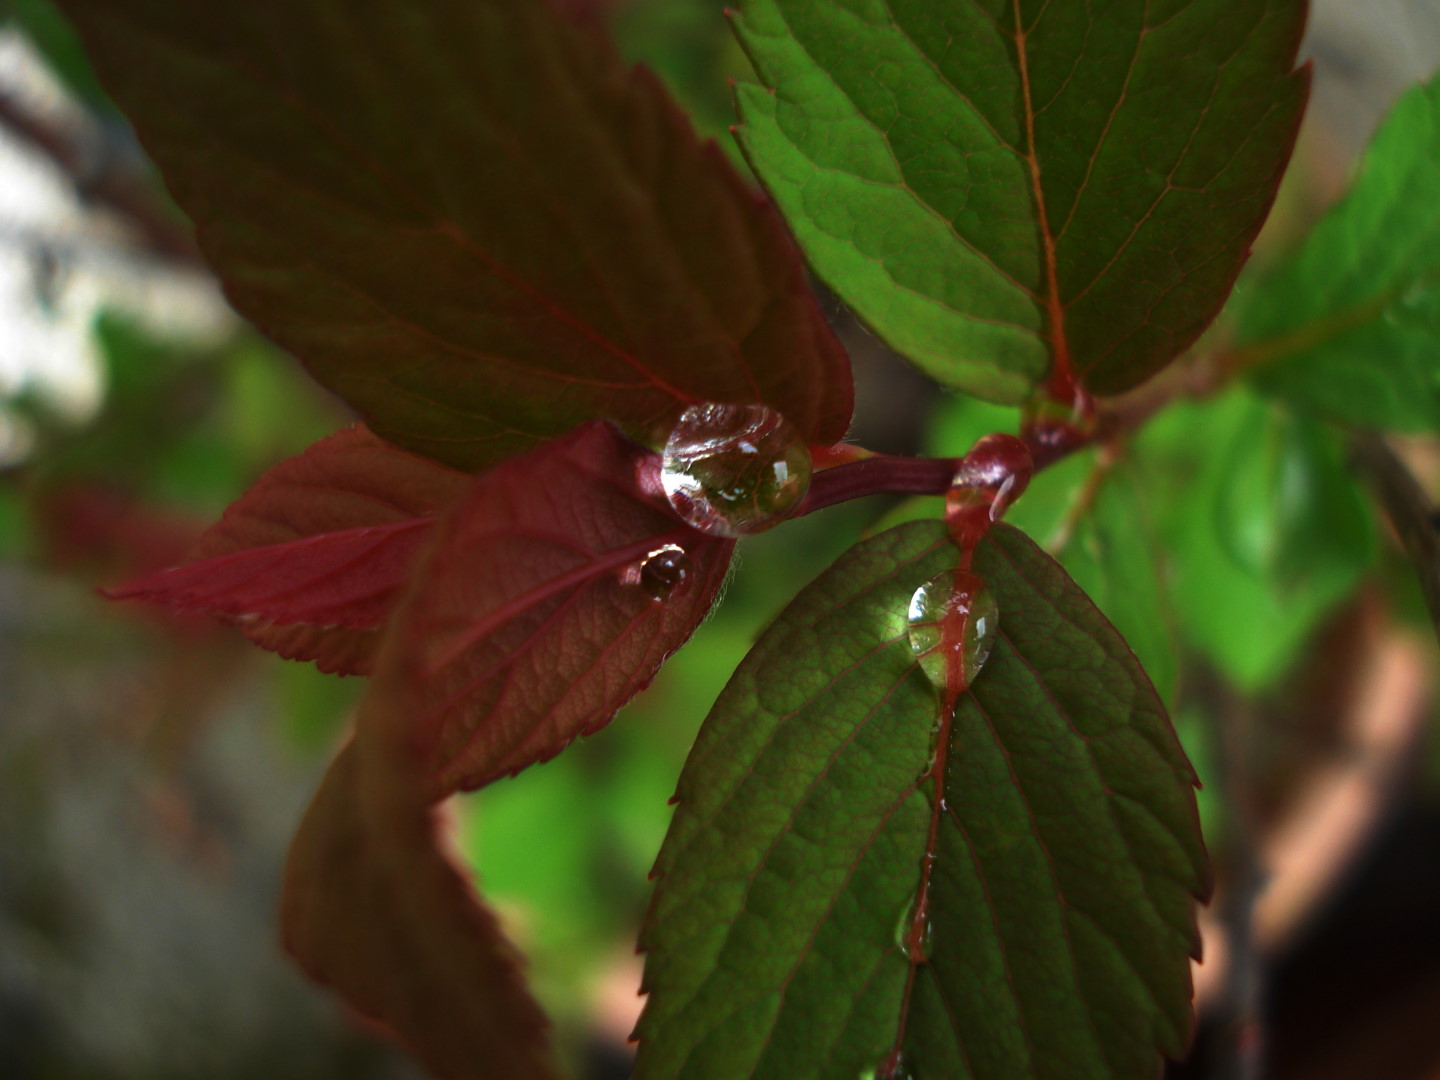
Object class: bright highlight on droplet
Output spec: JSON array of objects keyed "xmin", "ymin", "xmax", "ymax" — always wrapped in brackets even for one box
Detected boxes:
[
  {"xmin": 637, "ymin": 543, "xmax": 690, "ymax": 601},
  {"xmin": 660, "ymin": 403, "xmax": 811, "ymax": 537},
  {"xmin": 907, "ymin": 569, "xmax": 999, "ymax": 692},
  {"xmin": 894, "ymin": 891, "xmax": 934, "ymax": 963},
  {"xmin": 860, "ymin": 1053, "xmax": 916, "ymax": 1080}
]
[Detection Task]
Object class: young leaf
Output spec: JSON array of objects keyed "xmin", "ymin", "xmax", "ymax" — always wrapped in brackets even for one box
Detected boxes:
[
  {"xmin": 1237, "ymin": 76, "xmax": 1440, "ymax": 430},
  {"xmin": 55, "ymin": 0, "xmax": 853, "ymax": 471},
  {"xmin": 396, "ymin": 421, "xmax": 733, "ymax": 793},
  {"xmin": 105, "ymin": 425, "xmax": 468, "ymax": 674},
  {"xmin": 637, "ymin": 521, "xmax": 1205, "ymax": 1079},
  {"xmin": 282, "ymin": 659, "xmax": 558, "ymax": 1079},
  {"xmin": 732, "ymin": 0, "xmax": 1308, "ymax": 400}
]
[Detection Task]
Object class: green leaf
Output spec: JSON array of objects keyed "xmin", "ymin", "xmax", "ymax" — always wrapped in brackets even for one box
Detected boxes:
[
  {"xmin": 732, "ymin": 0, "xmax": 1307, "ymax": 401},
  {"xmin": 1237, "ymin": 76, "xmax": 1440, "ymax": 430},
  {"xmin": 1138, "ymin": 386, "xmax": 1375, "ymax": 691},
  {"xmin": 914, "ymin": 395, "xmax": 1179, "ymax": 705},
  {"xmin": 55, "ymin": 0, "xmax": 853, "ymax": 471},
  {"xmin": 637, "ymin": 520, "xmax": 1205, "ymax": 1079}
]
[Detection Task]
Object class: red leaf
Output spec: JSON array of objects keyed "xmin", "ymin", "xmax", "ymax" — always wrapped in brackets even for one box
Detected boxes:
[
  {"xmin": 282, "ymin": 661, "xmax": 558, "ymax": 1078},
  {"xmin": 395, "ymin": 420, "xmax": 732, "ymax": 793},
  {"xmin": 105, "ymin": 425, "xmax": 468, "ymax": 673},
  {"xmin": 55, "ymin": 0, "xmax": 854, "ymax": 472}
]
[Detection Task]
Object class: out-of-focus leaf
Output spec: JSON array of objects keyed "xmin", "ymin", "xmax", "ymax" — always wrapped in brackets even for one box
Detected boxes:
[
  {"xmin": 1139, "ymin": 386, "xmax": 1375, "ymax": 691},
  {"xmin": 398, "ymin": 421, "xmax": 732, "ymax": 793},
  {"xmin": 1348, "ymin": 431, "xmax": 1440, "ymax": 643},
  {"xmin": 56, "ymin": 0, "xmax": 853, "ymax": 471},
  {"xmin": 105, "ymin": 425, "xmax": 467, "ymax": 674},
  {"xmin": 732, "ymin": 0, "xmax": 1307, "ymax": 401},
  {"xmin": 637, "ymin": 521, "xmax": 1205, "ymax": 1079},
  {"xmin": 1239, "ymin": 76, "xmax": 1440, "ymax": 431},
  {"xmin": 7, "ymin": 0, "xmax": 113, "ymax": 108},
  {"xmin": 282, "ymin": 655, "xmax": 558, "ymax": 1079}
]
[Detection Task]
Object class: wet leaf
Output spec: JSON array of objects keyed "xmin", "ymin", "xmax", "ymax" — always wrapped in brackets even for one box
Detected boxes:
[
  {"xmin": 56, "ymin": 0, "xmax": 853, "ymax": 470},
  {"xmin": 1240, "ymin": 76, "xmax": 1440, "ymax": 430},
  {"xmin": 397, "ymin": 421, "xmax": 732, "ymax": 793},
  {"xmin": 732, "ymin": 0, "xmax": 1307, "ymax": 400},
  {"xmin": 636, "ymin": 520, "xmax": 1205, "ymax": 1079},
  {"xmin": 105, "ymin": 425, "xmax": 467, "ymax": 674}
]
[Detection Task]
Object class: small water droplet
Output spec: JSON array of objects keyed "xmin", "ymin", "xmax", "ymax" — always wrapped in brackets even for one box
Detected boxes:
[
  {"xmin": 660, "ymin": 403, "xmax": 812, "ymax": 537},
  {"xmin": 860, "ymin": 1052, "xmax": 916, "ymax": 1080},
  {"xmin": 895, "ymin": 892, "xmax": 934, "ymax": 963},
  {"xmin": 948, "ymin": 433, "xmax": 1033, "ymax": 523},
  {"xmin": 636, "ymin": 543, "xmax": 690, "ymax": 601},
  {"xmin": 907, "ymin": 570, "xmax": 999, "ymax": 691}
]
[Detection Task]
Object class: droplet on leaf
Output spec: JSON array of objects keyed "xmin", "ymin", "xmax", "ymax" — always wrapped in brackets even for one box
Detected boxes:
[
  {"xmin": 907, "ymin": 569, "xmax": 999, "ymax": 693},
  {"xmin": 860, "ymin": 1053, "xmax": 916, "ymax": 1080},
  {"xmin": 637, "ymin": 543, "xmax": 690, "ymax": 601},
  {"xmin": 660, "ymin": 403, "xmax": 811, "ymax": 537},
  {"xmin": 894, "ymin": 891, "xmax": 934, "ymax": 963}
]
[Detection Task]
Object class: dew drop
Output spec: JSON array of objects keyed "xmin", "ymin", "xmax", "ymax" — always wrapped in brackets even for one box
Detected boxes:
[
  {"xmin": 948, "ymin": 433, "xmax": 1033, "ymax": 522},
  {"xmin": 636, "ymin": 543, "xmax": 690, "ymax": 601},
  {"xmin": 895, "ymin": 892, "xmax": 935, "ymax": 963},
  {"xmin": 660, "ymin": 403, "xmax": 812, "ymax": 537},
  {"xmin": 860, "ymin": 1053, "xmax": 916, "ymax": 1080},
  {"xmin": 907, "ymin": 570, "xmax": 999, "ymax": 692}
]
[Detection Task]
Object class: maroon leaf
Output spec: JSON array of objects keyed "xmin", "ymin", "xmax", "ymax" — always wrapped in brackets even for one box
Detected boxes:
[
  {"xmin": 282, "ymin": 653, "xmax": 558, "ymax": 1079},
  {"xmin": 105, "ymin": 425, "xmax": 468, "ymax": 673},
  {"xmin": 391, "ymin": 421, "xmax": 733, "ymax": 793},
  {"xmin": 55, "ymin": 0, "xmax": 854, "ymax": 471}
]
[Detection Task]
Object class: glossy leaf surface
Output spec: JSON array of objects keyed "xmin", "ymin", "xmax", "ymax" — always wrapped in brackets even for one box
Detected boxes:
[
  {"xmin": 106, "ymin": 425, "xmax": 467, "ymax": 674},
  {"xmin": 1240, "ymin": 76, "xmax": 1440, "ymax": 430},
  {"xmin": 57, "ymin": 0, "xmax": 853, "ymax": 470},
  {"xmin": 398, "ymin": 421, "xmax": 733, "ymax": 793},
  {"xmin": 637, "ymin": 521, "xmax": 1205, "ymax": 1079},
  {"xmin": 733, "ymin": 0, "xmax": 1307, "ymax": 400},
  {"xmin": 282, "ymin": 649, "xmax": 557, "ymax": 1079}
]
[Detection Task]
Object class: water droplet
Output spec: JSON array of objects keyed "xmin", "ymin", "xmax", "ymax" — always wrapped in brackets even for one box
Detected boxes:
[
  {"xmin": 660, "ymin": 403, "xmax": 812, "ymax": 537},
  {"xmin": 948, "ymin": 433, "xmax": 1033, "ymax": 522},
  {"xmin": 636, "ymin": 543, "xmax": 690, "ymax": 601},
  {"xmin": 895, "ymin": 892, "xmax": 934, "ymax": 963},
  {"xmin": 907, "ymin": 570, "xmax": 999, "ymax": 692},
  {"xmin": 860, "ymin": 1053, "xmax": 916, "ymax": 1080}
]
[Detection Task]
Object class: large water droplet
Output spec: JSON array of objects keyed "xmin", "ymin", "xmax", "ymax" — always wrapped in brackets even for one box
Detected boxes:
[
  {"xmin": 907, "ymin": 570, "xmax": 999, "ymax": 692},
  {"xmin": 636, "ymin": 543, "xmax": 690, "ymax": 601},
  {"xmin": 894, "ymin": 892, "xmax": 934, "ymax": 963},
  {"xmin": 660, "ymin": 403, "xmax": 811, "ymax": 537}
]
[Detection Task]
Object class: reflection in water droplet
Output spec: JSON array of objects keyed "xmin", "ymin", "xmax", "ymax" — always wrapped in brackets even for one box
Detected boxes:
[
  {"xmin": 907, "ymin": 570, "xmax": 999, "ymax": 692},
  {"xmin": 895, "ymin": 892, "xmax": 934, "ymax": 963},
  {"xmin": 637, "ymin": 543, "xmax": 690, "ymax": 601},
  {"xmin": 660, "ymin": 403, "xmax": 812, "ymax": 537}
]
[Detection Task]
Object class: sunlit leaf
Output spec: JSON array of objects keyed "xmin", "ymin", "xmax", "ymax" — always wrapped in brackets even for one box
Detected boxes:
[
  {"xmin": 55, "ymin": 0, "xmax": 853, "ymax": 470},
  {"xmin": 637, "ymin": 520, "xmax": 1205, "ymax": 1079},
  {"xmin": 1239, "ymin": 75, "xmax": 1440, "ymax": 430},
  {"xmin": 733, "ymin": 0, "xmax": 1307, "ymax": 400},
  {"xmin": 105, "ymin": 425, "xmax": 467, "ymax": 674}
]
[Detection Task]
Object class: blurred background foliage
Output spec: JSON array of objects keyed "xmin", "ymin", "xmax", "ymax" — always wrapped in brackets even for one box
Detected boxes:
[{"xmin": 0, "ymin": 1, "xmax": 1438, "ymax": 1078}]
